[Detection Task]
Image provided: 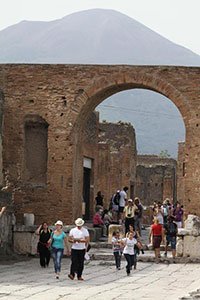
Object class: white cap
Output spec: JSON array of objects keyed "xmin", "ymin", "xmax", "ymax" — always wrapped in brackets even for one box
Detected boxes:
[
  {"xmin": 128, "ymin": 199, "xmax": 133, "ymax": 203},
  {"xmin": 75, "ymin": 218, "xmax": 85, "ymax": 227},
  {"xmin": 55, "ymin": 220, "xmax": 63, "ymax": 226}
]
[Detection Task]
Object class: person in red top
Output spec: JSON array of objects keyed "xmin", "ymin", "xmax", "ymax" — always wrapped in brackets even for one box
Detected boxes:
[
  {"xmin": 93, "ymin": 209, "xmax": 106, "ymax": 236},
  {"xmin": 149, "ymin": 218, "xmax": 164, "ymax": 263}
]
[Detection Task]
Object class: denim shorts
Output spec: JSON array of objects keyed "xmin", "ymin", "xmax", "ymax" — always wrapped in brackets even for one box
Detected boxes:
[{"xmin": 166, "ymin": 236, "xmax": 176, "ymax": 250}]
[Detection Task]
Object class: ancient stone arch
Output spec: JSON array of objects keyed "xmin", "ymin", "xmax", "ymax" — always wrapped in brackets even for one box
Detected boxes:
[{"xmin": 0, "ymin": 64, "xmax": 199, "ymax": 224}]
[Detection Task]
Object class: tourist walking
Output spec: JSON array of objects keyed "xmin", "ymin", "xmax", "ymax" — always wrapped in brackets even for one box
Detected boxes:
[
  {"xmin": 112, "ymin": 231, "xmax": 123, "ymax": 270},
  {"xmin": 163, "ymin": 216, "xmax": 178, "ymax": 261},
  {"xmin": 149, "ymin": 218, "xmax": 164, "ymax": 263},
  {"xmin": 121, "ymin": 232, "xmax": 137, "ymax": 276},
  {"xmin": 123, "ymin": 199, "xmax": 135, "ymax": 233},
  {"xmin": 134, "ymin": 197, "xmax": 143, "ymax": 236},
  {"xmin": 126, "ymin": 225, "xmax": 144, "ymax": 269},
  {"xmin": 35, "ymin": 222, "xmax": 52, "ymax": 268},
  {"xmin": 119, "ymin": 186, "xmax": 128, "ymax": 223},
  {"xmin": 48, "ymin": 220, "xmax": 70, "ymax": 279},
  {"xmin": 172, "ymin": 201, "xmax": 184, "ymax": 228},
  {"xmin": 68, "ymin": 218, "xmax": 89, "ymax": 280}
]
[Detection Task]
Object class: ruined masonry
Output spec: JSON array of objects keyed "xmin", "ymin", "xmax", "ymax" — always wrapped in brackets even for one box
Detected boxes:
[{"xmin": 0, "ymin": 64, "xmax": 199, "ymax": 230}]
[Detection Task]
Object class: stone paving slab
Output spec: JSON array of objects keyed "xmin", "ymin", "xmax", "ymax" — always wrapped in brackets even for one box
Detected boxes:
[{"xmin": 0, "ymin": 257, "xmax": 200, "ymax": 299}]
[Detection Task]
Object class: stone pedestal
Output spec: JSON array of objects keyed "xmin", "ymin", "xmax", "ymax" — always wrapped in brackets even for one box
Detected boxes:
[{"xmin": 177, "ymin": 215, "xmax": 200, "ymax": 258}]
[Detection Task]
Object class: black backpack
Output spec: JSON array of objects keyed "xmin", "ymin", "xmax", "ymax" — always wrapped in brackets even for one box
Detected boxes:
[
  {"xmin": 167, "ymin": 222, "xmax": 177, "ymax": 236},
  {"xmin": 113, "ymin": 192, "xmax": 120, "ymax": 205}
]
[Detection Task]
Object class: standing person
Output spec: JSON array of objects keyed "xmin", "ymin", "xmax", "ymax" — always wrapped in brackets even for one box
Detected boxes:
[
  {"xmin": 119, "ymin": 186, "xmax": 129, "ymax": 223},
  {"xmin": 162, "ymin": 200, "xmax": 170, "ymax": 225},
  {"xmin": 112, "ymin": 231, "xmax": 122, "ymax": 270},
  {"xmin": 123, "ymin": 199, "xmax": 135, "ymax": 234},
  {"xmin": 121, "ymin": 232, "xmax": 137, "ymax": 276},
  {"xmin": 163, "ymin": 216, "xmax": 178, "ymax": 261},
  {"xmin": 153, "ymin": 201, "xmax": 164, "ymax": 225},
  {"xmin": 134, "ymin": 197, "xmax": 143, "ymax": 236},
  {"xmin": 149, "ymin": 218, "xmax": 164, "ymax": 263},
  {"xmin": 95, "ymin": 191, "xmax": 104, "ymax": 210},
  {"xmin": 172, "ymin": 201, "xmax": 184, "ymax": 228},
  {"xmin": 35, "ymin": 222, "xmax": 52, "ymax": 268},
  {"xmin": 0, "ymin": 206, "xmax": 6, "ymax": 217},
  {"xmin": 48, "ymin": 220, "xmax": 70, "ymax": 279},
  {"xmin": 68, "ymin": 218, "xmax": 90, "ymax": 281},
  {"xmin": 111, "ymin": 190, "xmax": 120, "ymax": 221}
]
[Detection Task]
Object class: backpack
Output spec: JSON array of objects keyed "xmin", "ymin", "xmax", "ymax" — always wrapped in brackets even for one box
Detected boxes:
[
  {"xmin": 113, "ymin": 192, "xmax": 120, "ymax": 205},
  {"xmin": 167, "ymin": 222, "xmax": 177, "ymax": 236}
]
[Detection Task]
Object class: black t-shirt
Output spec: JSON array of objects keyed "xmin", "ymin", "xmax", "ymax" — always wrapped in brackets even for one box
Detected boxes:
[
  {"xmin": 39, "ymin": 228, "xmax": 52, "ymax": 244},
  {"xmin": 96, "ymin": 195, "xmax": 103, "ymax": 206},
  {"xmin": 164, "ymin": 222, "xmax": 177, "ymax": 237}
]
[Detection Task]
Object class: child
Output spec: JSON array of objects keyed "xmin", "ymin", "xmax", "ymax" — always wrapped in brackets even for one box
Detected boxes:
[{"xmin": 112, "ymin": 231, "xmax": 122, "ymax": 270}]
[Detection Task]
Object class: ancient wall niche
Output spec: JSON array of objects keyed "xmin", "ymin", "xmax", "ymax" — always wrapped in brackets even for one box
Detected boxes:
[{"xmin": 24, "ymin": 115, "xmax": 48, "ymax": 186}]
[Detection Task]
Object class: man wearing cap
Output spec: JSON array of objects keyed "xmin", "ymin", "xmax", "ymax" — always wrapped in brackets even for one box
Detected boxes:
[{"xmin": 68, "ymin": 218, "xmax": 89, "ymax": 280}]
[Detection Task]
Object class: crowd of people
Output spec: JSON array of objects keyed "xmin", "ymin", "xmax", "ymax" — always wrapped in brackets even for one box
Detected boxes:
[
  {"xmin": 93, "ymin": 188, "xmax": 143, "ymax": 236},
  {"xmin": 0, "ymin": 195, "xmax": 184, "ymax": 279},
  {"xmin": 150, "ymin": 199, "xmax": 184, "ymax": 263}
]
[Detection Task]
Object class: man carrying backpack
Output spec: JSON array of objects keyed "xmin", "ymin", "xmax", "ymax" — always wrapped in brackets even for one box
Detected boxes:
[{"xmin": 163, "ymin": 216, "xmax": 178, "ymax": 262}]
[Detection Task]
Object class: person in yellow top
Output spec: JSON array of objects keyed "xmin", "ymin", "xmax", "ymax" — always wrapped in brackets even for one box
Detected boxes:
[{"xmin": 123, "ymin": 199, "xmax": 135, "ymax": 233}]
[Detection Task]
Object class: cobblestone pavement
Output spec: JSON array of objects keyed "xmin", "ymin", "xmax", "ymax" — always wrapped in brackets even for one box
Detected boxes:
[{"xmin": 0, "ymin": 258, "xmax": 200, "ymax": 300}]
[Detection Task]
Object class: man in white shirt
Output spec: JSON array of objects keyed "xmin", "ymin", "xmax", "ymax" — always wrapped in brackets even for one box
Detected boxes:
[
  {"xmin": 119, "ymin": 187, "xmax": 128, "ymax": 222},
  {"xmin": 68, "ymin": 218, "xmax": 89, "ymax": 281}
]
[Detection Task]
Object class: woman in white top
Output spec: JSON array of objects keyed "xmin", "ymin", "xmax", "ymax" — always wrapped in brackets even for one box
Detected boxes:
[{"xmin": 121, "ymin": 232, "xmax": 137, "ymax": 276}]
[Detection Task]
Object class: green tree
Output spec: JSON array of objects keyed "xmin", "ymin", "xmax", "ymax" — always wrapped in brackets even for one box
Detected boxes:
[{"xmin": 158, "ymin": 150, "xmax": 171, "ymax": 158}]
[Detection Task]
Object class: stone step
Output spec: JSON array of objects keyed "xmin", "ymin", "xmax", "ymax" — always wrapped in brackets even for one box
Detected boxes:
[{"xmin": 89, "ymin": 248, "xmax": 200, "ymax": 264}]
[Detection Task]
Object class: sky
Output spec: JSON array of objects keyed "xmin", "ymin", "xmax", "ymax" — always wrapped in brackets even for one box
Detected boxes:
[{"xmin": 0, "ymin": 0, "xmax": 200, "ymax": 56}]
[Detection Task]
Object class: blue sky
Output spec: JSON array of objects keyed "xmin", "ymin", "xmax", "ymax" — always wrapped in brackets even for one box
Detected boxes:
[{"xmin": 1, "ymin": 0, "xmax": 200, "ymax": 55}]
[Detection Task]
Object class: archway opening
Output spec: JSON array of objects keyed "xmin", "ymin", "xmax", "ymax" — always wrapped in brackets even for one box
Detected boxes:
[{"xmin": 73, "ymin": 82, "xmax": 186, "ymax": 223}]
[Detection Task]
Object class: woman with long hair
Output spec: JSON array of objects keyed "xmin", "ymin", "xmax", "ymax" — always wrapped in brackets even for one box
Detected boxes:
[{"xmin": 35, "ymin": 222, "xmax": 52, "ymax": 268}]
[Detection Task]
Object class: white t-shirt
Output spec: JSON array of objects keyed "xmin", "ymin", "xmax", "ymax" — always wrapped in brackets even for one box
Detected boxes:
[
  {"xmin": 123, "ymin": 238, "xmax": 137, "ymax": 255},
  {"xmin": 69, "ymin": 227, "xmax": 89, "ymax": 250},
  {"xmin": 119, "ymin": 190, "xmax": 127, "ymax": 207}
]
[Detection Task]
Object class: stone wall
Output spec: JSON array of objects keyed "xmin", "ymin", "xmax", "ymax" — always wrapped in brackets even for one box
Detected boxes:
[
  {"xmin": 0, "ymin": 64, "xmax": 199, "ymax": 224},
  {"xmin": 177, "ymin": 142, "xmax": 185, "ymax": 204},
  {"xmin": 135, "ymin": 155, "xmax": 177, "ymax": 206},
  {"xmin": 98, "ymin": 122, "xmax": 137, "ymax": 205}
]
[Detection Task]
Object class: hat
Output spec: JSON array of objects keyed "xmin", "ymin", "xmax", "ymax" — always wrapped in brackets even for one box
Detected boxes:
[
  {"xmin": 55, "ymin": 220, "xmax": 63, "ymax": 226},
  {"xmin": 128, "ymin": 199, "xmax": 133, "ymax": 203},
  {"xmin": 75, "ymin": 218, "xmax": 85, "ymax": 226},
  {"xmin": 117, "ymin": 190, "xmax": 120, "ymax": 193}
]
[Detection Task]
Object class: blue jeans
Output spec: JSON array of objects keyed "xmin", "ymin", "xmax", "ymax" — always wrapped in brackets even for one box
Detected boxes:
[
  {"xmin": 51, "ymin": 247, "xmax": 64, "ymax": 273},
  {"xmin": 114, "ymin": 251, "xmax": 121, "ymax": 268}
]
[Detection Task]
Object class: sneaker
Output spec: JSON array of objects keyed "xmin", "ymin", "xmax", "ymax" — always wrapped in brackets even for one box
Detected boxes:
[
  {"xmin": 56, "ymin": 275, "xmax": 59, "ymax": 279},
  {"xmin": 158, "ymin": 253, "xmax": 161, "ymax": 258},
  {"xmin": 118, "ymin": 267, "xmax": 121, "ymax": 270},
  {"xmin": 173, "ymin": 258, "xmax": 176, "ymax": 264},
  {"xmin": 127, "ymin": 272, "xmax": 130, "ymax": 276},
  {"xmin": 78, "ymin": 277, "xmax": 84, "ymax": 280},
  {"xmin": 164, "ymin": 252, "xmax": 167, "ymax": 258},
  {"xmin": 141, "ymin": 249, "xmax": 144, "ymax": 254},
  {"xmin": 155, "ymin": 259, "xmax": 159, "ymax": 264},
  {"xmin": 68, "ymin": 274, "xmax": 74, "ymax": 280}
]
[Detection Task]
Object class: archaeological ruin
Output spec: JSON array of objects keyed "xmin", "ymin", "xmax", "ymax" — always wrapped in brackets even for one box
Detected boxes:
[{"xmin": 0, "ymin": 64, "xmax": 199, "ymax": 236}]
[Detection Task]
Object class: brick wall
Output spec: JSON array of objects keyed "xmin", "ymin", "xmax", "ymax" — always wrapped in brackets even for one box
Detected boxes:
[
  {"xmin": 135, "ymin": 155, "xmax": 177, "ymax": 206},
  {"xmin": 177, "ymin": 142, "xmax": 185, "ymax": 204},
  {"xmin": 0, "ymin": 64, "xmax": 199, "ymax": 223}
]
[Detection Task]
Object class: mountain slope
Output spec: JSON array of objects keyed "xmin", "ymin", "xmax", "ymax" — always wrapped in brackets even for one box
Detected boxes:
[
  {"xmin": 0, "ymin": 9, "xmax": 195, "ymax": 157},
  {"xmin": 0, "ymin": 9, "xmax": 200, "ymax": 65}
]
